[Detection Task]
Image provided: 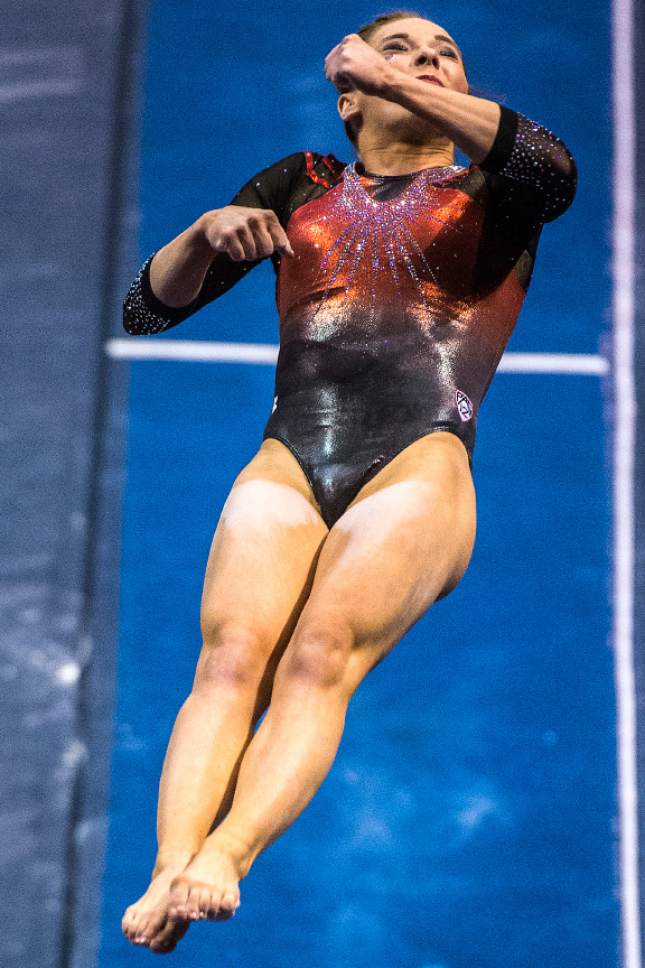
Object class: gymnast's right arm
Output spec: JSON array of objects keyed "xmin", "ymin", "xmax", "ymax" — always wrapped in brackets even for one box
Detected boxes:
[{"xmin": 122, "ymin": 154, "xmax": 300, "ymax": 335}]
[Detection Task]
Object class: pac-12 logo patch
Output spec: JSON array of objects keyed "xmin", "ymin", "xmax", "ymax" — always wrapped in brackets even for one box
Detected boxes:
[{"xmin": 455, "ymin": 388, "xmax": 473, "ymax": 422}]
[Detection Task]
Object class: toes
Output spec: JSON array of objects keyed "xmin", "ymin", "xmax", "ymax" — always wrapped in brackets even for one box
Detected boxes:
[
  {"xmin": 197, "ymin": 887, "xmax": 211, "ymax": 919},
  {"xmin": 149, "ymin": 938, "xmax": 176, "ymax": 954},
  {"xmin": 213, "ymin": 889, "xmax": 240, "ymax": 921},
  {"xmin": 141, "ymin": 909, "xmax": 167, "ymax": 943},
  {"xmin": 122, "ymin": 902, "xmax": 174, "ymax": 948},
  {"xmin": 167, "ymin": 874, "xmax": 240, "ymax": 922},
  {"xmin": 202, "ymin": 885, "xmax": 240, "ymax": 921},
  {"xmin": 121, "ymin": 904, "xmax": 136, "ymax": 931},
  {"xmin": 121, "ymin": 906, "xmax": 142, "ymax": 941},
  {"xmin": 205, "ymin": 888, "xmax": 223, "ymax": 920},
  {"xmin": 135, "ymin": 911, "xmax": 157, "ymax": 942},
  {"xmin": 184, "ymin": 886, "xmax": 203, "ymax": 921},
  {"xmin": 151, "ymin": 917, "xmax": 190, "ymax": 952},
  {"xmin": 168, "ymin": 876, "xmax": 191, "ymax": 919},
  {"xmin": 121, "ymin": 904, "xmax": 135, "ymax": 930}
]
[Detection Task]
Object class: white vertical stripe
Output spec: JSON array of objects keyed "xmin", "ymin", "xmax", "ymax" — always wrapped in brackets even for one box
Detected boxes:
[{"xmin": 612, "ymin": 0, "xmax": 641, "ymax": 963}]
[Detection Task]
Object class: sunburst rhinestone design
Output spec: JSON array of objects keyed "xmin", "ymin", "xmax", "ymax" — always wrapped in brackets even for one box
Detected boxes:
[{"xmin": 307, "ymin": 161, "xmax": 465, "ymax": 324}]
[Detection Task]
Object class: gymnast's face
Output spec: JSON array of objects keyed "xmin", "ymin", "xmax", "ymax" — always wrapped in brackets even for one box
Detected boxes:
[{"xmin": 339, "ymin": 17, "xmax": 469, "ymax": 147}]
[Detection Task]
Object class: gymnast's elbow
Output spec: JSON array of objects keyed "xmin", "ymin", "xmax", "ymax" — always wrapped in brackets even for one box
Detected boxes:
[
  {"xmin": 122, "ymin": 299, "xmax": 143, "ymax": 335},
  {"xmin": 551, "ymin": 143, "xmax": 579, "ymax": 219},
  {"xmin": 121, "ymin": 291, "xmax": 173, "ymax": 336}
]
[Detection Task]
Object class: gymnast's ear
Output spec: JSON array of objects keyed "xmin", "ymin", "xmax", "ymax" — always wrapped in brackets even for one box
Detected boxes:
[{"xmin": 337, "ymin": 92, "xmax": 360, "ymax": 126}]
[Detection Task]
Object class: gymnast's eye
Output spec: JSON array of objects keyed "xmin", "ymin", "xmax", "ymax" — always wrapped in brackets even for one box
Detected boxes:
[{"xmin": 382, "ymin": 43, "xmax": 458, "ymax": 59}]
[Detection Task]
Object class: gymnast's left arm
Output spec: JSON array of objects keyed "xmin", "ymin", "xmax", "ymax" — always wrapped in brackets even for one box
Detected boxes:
[{"xmin": 379, "ymin": 69, "xmax": 578, "ymax": 224}]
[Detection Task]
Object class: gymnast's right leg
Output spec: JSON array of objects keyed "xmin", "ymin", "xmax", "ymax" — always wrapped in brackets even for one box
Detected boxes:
[{"xmin": 121, "ymin": 438, "xmax": 328, "ymax": 952}]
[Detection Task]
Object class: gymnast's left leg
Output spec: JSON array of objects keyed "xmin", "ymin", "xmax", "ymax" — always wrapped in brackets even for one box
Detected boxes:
[{"xmin": 161, "ymin": 431, "xmax": 476, "ymax": 930}]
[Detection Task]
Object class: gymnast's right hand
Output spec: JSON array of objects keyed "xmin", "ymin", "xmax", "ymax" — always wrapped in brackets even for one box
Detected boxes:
[{"xmin": 196, "ymin": 206, "xmax": 295, "ymax": 261}]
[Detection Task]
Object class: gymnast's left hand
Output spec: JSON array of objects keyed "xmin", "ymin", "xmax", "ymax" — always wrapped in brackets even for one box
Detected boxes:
[{"xmin": 323, "ymin": 33, "xmax": 392, "ymax": 97}]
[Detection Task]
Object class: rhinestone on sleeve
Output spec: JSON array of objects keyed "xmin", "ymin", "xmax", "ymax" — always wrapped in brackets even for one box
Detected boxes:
[
  {"xmin": 482, "ymin": 109, "xmax": 578, "ymax": 222},
  {"xmin": 122, "ymin": 251, "xmax": 192, "ymax": 335}
]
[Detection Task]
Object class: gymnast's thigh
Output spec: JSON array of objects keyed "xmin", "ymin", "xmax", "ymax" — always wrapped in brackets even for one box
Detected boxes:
[
  {"xmin": 198, "ymin": 437, "xmax": 329, "ymax": 657},
  {"xmin": 294, "ymin": 431, "xmax": 477, "ymax": 685}
]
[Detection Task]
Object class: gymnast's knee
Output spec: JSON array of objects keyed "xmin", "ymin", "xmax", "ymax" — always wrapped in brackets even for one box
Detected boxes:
[
  {"xmin": 275, "ymin": 618, "xmax": 354, "ymax": 691},
  {"xmin": 193, "ymin": 622, "xmax": 276, "ymax": 692}
]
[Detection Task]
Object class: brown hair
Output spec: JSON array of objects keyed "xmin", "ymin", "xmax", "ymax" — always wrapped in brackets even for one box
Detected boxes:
[{"xmin": 342, "ymin": 9, "xmax": 506, "ymax": 147}]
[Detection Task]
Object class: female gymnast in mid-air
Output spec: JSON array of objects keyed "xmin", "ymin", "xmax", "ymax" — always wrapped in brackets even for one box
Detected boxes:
[{"xmin": 120, "ymin": 9, "xmax": 577, "ymax": 953}]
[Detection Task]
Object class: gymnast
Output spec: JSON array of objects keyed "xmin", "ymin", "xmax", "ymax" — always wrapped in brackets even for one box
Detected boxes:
[{"xmin": 120, "ymin": 9, "xmax": 577, "ymax": 953}]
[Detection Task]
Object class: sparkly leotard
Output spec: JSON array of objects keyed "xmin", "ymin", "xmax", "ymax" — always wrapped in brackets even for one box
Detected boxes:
[{"xmin": 123, "ymin": 104, "xmax": 577, "ymax": 527}]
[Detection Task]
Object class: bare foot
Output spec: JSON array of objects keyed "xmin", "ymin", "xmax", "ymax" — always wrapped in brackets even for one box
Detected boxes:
[
  {"xmin": 167, "ymin": 833, "xmax": 250, "ymax": 923},
  {"xmin": 121, "ymin": 861, "xmax": 193, "ymax": 954}
]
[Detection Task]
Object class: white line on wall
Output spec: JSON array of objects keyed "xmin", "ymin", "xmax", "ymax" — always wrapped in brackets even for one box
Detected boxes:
[{"xmin": 105, "ymin": 338, "xmax": 609, "ymax": 375}]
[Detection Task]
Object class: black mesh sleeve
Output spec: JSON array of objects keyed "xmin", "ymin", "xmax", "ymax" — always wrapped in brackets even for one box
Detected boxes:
[
  {"xmin": 122, "ymin": 151, "xmax": 306, "ymax": 335},
  {"xmin": 478, "ymin": 105, "xmax": 578, "ymax": 228}
]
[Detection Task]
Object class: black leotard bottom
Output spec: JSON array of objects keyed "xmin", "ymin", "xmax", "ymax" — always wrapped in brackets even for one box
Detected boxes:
[
  {"xmin": 262, "ymin": 332, "xmax": 476, "ymax": 529},
  {"xmin": 263, "ymin": 424, "xmax": 471, "ymax": 529},
  {"xmin": 262, "ymin": 372, "xmax": 474, "ymax": 529}
]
